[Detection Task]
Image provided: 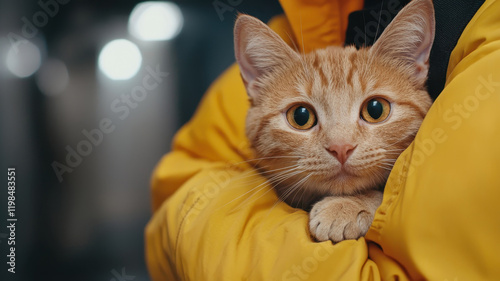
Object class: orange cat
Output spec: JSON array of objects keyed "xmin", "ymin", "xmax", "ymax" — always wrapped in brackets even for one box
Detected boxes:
[{"xmin": 234, "ymin": 0, "xmax": 434, "ymax": 242}]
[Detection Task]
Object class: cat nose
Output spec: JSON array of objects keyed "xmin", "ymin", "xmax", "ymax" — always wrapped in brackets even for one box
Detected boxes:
[{"xmin": 326, "ymin": 144, "xmax": 357, "ymax": 165}]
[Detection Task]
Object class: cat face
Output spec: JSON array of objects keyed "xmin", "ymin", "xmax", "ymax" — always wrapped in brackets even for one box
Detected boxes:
[{"xmin": 234, "ymin": 0, "xmax": 434, "ymax": 207}]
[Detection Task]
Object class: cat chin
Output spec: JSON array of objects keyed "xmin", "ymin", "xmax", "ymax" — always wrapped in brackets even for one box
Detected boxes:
[
  {"xmin": 326, "ymin": 180, "xmax": 375, "ymax": 197},
  {"xmin": 312, "ymin": 170, "xmax": 386, "ymax": 197}
]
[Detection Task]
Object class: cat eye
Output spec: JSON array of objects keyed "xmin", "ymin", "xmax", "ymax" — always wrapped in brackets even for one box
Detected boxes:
[
  {"xmin": 286, "ymin": 104, "xmax": 317, "ymax": 130},
  {"xmin": 361, "ymin": 98, "xmax": 391, "ymax": 123}
]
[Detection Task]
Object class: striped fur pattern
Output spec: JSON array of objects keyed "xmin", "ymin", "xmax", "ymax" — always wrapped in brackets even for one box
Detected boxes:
[{"xmin": 234, "ymin": 0, "xmax": 434, "ymax": 242}]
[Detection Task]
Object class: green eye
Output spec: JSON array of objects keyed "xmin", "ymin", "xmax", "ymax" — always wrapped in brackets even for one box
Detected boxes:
[
  {"xmin": 361, "ymin": 98, "xmax": 391, "ymax": 123},
  {"xmin": 287, "ymin": 105, "xmax": 317, "ymax": 130}
]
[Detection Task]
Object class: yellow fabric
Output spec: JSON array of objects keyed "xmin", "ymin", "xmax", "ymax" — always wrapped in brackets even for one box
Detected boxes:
[
  {"xmin": 145, "ymin": 1, "xmax": 500, "ymax": 280},
  {"xmin": 279, "ymin": 0, "xmax": 364, "ymax": 52},
  {"xmin": 366, "ymin": 0, "xmax": 500, "ymax": 279}
]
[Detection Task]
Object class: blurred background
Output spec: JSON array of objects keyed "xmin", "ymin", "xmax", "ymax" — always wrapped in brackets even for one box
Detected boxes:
[{"xmin": 0, "ymin": 0, "xmax": 282, "ymax": 280}]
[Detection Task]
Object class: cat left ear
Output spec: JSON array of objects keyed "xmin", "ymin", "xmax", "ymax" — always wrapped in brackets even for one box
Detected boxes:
[
  {"xmin": 370, "ymin": 0, "xmax": 435, "ymax": 88},
  {"xmin": 234, "ymin": 15, "xmax": 300, "ymax": 97}
]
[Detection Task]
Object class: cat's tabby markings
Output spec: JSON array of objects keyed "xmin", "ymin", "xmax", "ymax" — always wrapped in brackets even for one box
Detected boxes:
[{"xmin": 234, "ymin": 0, "xmax": 435, "ymax": 242}]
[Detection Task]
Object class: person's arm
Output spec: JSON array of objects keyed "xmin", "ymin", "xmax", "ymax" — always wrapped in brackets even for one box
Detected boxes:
[
  {"xmin": 145, "ymin": 1, "xmax": 500, "ymax": 279},
  {"xmin": 366, "ymin": 0, "xmax": 500, "ymax": 280}
]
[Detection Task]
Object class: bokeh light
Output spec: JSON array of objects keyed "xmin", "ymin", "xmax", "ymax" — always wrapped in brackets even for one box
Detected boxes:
[
  {"xmin": 6, "ymin": 40, "xmax": 42, "ymax": 78},
  {"xmin": 98, "ymin": 39, "xmax": 142, "ymax": 80},
  {"xmin": 128, "ymin": 1, "xmax": 183, "ymax": 41},
  {"xmin": 36, "ymin": 59, "xmax": 70, "ymax": 96}
]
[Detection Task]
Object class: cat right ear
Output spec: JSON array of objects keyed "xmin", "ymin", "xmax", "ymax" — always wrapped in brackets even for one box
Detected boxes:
[
  {"xmin": 370, "ymin": 0, "xmax": 435, "ymax": 88},
  {"xmin": 234, "ymin": 15, "xmax": 299, "ymax": 96}
]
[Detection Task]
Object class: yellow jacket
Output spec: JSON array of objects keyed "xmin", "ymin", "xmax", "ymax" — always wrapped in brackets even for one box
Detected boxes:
[{"xmin": 145, "ymin": 0, "xmax": 500, "ymax": 280}]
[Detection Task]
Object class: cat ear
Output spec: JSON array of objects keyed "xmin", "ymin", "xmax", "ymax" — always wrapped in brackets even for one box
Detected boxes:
[
  {"xmin": 370, "ymin": 0, "xmax": 435, "ymax": 87},
  {"xmin": 234, "ymin": 14, "xmax": 300, "ymax": 95}
]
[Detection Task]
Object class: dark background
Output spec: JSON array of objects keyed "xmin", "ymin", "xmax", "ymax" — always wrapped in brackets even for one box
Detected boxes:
[{"xmin": 0, "ymin": 0, "xmax": 282, "ymax": 280}]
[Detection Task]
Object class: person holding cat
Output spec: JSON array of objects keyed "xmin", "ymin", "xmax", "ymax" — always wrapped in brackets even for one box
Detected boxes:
[{"xmin": 145, "ymin": 0, "xmax": 500, "ymax": 280}]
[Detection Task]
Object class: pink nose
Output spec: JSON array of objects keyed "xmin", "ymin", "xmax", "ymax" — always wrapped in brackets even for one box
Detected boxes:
[{"xmin": 326, "ymin": 144, "xmax": 356, "ymax": 165}]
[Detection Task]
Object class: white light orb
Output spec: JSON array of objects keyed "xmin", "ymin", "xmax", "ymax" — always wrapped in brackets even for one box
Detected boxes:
[
  {"xmin": 128, "ymin": 1, "xmax": 183, "ymax": 41},
  {"xmin": 6, "ymin": 40, "xmax": 42, "ymax": 78},
  {"xmin": 98, "ymin": 39, "xmax": 142, "ymax": 80}
]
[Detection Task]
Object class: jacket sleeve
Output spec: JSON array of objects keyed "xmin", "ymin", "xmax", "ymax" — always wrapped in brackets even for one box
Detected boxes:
[
  {"xmin": 145, "ymin": 1, "xmax": 500, "ymax": 279},
  {"xmin": 366, "ymin": 0, "xmax": 500, "ymax": 280}
]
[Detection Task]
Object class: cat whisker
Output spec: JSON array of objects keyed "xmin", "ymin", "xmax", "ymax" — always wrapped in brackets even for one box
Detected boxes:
[
  {"xmin": 384, "ymin": 151, "xmax": 403, "ymax": 154},
  {"xmin": 232, "ymin": 169, "xmax": 305, "ymax": 213},
  {"xmin": 266, "ymin": 173, "xmax": 311, "ymax": 218},
  {"xmin": 384, "ymin": 147, "xmax": 406, "ymax": 151},
  {"xmin": 278, "ymin": 174, "xmax": 309, "ymax": 203},
  {"xmin": 229, "ymin": 156, "xmax": 301, "ymax": 176},
  {"xmin": 230, "ymin": 170, "xmax": 294, "ymax": 188},
  {"xmin": 284, "ymin": 31, "xmax": 311, "ymax": 78},
  {"xmin": 375, "ymin": 165, "xmax": 394, "ymax": 171},
  {"xmin": 232, "ymin": 164, "xmax": 301, "ymax": 183},
  {"xmin": 299, "ymin": 14, "xmax": 305, "ymax": 56},
  {"xmin": 378, "ymin": 163, "xmax": 396, "ymax": 167},
  {"xmin": 284, "ymin": 31, "xmax": 301, "ymax": 54},
  {"xmin": 298, "ymin": 14, "xmax": 313, "ymax": 79},
  {"xmin": 380, "ymin": 160, "xmax": 395, "ymax": 163},
  {"xmin": 263, "ymin": 174, "xmax": 312, "ymax": 238},
  {"xmin": 224, "ymin": 167, "xmax": 304, "ymax": 212},
  {"xmin": 354, "ymin": 158, "xmax": 385, "ymax": 166},
  {"xmin": 377, "ymin": 164, "xmax": 395, "ymax": 170},
  {"xmin": 380, "ymin": 133, "xmax": 418, "ymax": 150},
  {"xmin": 219, "ymin": 164, "xmax": 275, "ymax": 185},
  {"xmin": 383, "ymin": 149, "xmax": 406, "ymax": 153},
  {"xmin": 374, "ymin": 1, "xmax": 384, "ymax": 42},
  {"xmin": 230, "ymin": 155, "xmax": 302, "ymax": 167},
  {"xmin": 363, "ymin": 12, "xmax": 367, "ymax": 48},
  {"xmin": 382, "ymin": 152, "xmax": 405, "ymax": 156},
  {"xmin": 217, "ymin": 165, "xmax": 300, "ymax": 209},
  {"xmin": 288, "ymin": 174, "xmax": 312, "ymax": 207},
  {"xmin": 379, "ymin": 159, "xmax": 397, "ymax": 163}
]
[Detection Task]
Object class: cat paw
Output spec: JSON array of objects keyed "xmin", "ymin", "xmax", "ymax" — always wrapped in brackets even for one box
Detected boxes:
[{"xmin": 309, "ymin": 196, "xmax": 374, "ymax": 243}]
